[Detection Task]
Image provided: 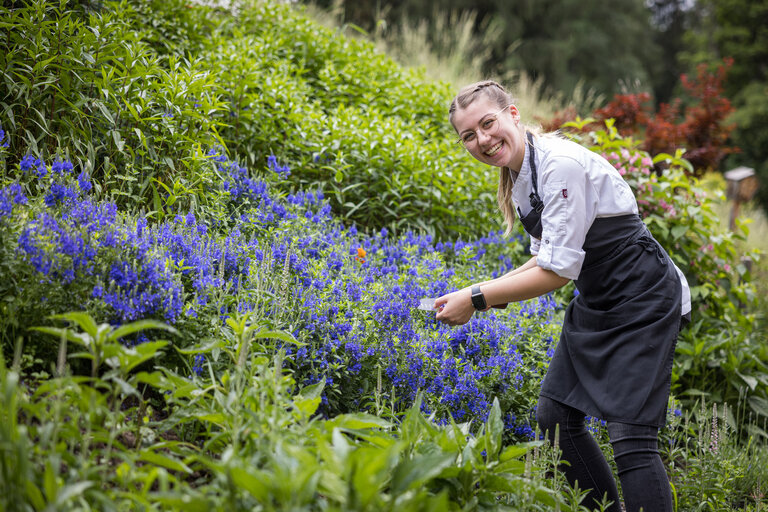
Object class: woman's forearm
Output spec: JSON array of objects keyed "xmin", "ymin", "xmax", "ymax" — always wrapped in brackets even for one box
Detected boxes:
[
  {"xmin": 434, "ymin": 262, "xmax": 569, "ymax": 326},
  {"xmin": 476, "ymin": 255, "xmax": 539, "ymax": 287},
  {"xmin": 481, "ymin": 265, "xmax": 570, "ymax": 306}
]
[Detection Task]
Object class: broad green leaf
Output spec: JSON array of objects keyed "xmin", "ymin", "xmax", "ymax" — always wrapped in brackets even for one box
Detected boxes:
[
  {"xmin": 149, "ymin": 492, "xmax": 211, "ymax": 511},
  {"xmin": 748, "ymin": 396, "xmax": 768, "ymax": 418},
  {"xmin": 671, "ymin": 224, "xmax": 688, "ymax": 240},
  {"xmin": 493, "ymin": 458, "xmax": 526, "ymax": 475},
  {"xmin": 49, "ymin": 312, "xmax": 100, "ymax": 339},
  {"xmin": 294, "ymin": 396, "xmax": 321, "ymax": 417},
  {"xmin": 25, "ymin": 481, "xmax": 45, "ymax": 510},
  {"xmin": 299, "ymin": 380, "xmax": 325, "ymax": 400},
  {"xmin": 390, "ymin": 452, "xmax": 456, "ymax": 495},
  {"xmin": 30, "ymin": 327, "xmax": 90, "ymax": 347},
  {"xmin": 53, "ymin": 481, "xmax": 94, "ymax": 508},
  {"xmin": 253, "ymin": 329, "xmax": 304, "ymax": 346},
  {"xmin": 132, "ymin": 371, "xmax": 165, "ymax": 388},
  {"xmin": 174, "ymin": 338, "xmax": 226, "ymax": 354},
  {"xmin": 328, "ymin": 412, "xmax": 393, "ymax": 430},
  {"xmin": 108, "ymin": 320, "xmax": 178, "ymax": 343},
  {"xmin": 229, "ymin": 467, "xmax": 270, "ymax": 500},
  {"xmin": 138, "ymin": 450, "xmax": 192, "ymax": 475},
  {"xmin": 736, "ymin": 370, "xmax": 758, "ymax": 391},
  {"xmin": 109, "ymin": 375, "xmax": 139, "ymax": 397},
  {"xmin": 485, "ymin": 397, "xmax": 503, "ymax": 458},
  {"xmin": 124, "ymin": 341, "xmax": 169, "ymax": 373}
]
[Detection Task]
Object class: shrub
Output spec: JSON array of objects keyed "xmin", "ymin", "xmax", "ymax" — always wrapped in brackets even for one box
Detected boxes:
[
  {"xmin": 0, "ymin": 0, "xmax": 500, "ymax": 241},
  {"xmin": 549, "ymin": 59, "xmax": 738, "ymax": 177}
]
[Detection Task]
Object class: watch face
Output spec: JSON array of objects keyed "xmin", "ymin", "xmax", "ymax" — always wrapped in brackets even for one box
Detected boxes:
[{"xmin": 471, "ymin": 289, "xmax": 486, "ymax": 310}]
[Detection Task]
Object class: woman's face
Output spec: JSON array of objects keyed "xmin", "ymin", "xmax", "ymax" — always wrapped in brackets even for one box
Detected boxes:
[{"xmin": 452, "ymin": 97, "xmax": 525, "ymax": 170}]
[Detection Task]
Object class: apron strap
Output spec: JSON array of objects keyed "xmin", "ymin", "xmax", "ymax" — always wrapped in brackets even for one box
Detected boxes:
[{"xmin": 526, "ymin": 132, "xmax": 544, "ymax": 213}]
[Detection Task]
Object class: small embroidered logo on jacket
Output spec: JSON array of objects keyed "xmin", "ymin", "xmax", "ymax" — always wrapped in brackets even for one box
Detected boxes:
[{"xmin": 562, "ymin": 189, "xmax": 568, "ymax": 198}]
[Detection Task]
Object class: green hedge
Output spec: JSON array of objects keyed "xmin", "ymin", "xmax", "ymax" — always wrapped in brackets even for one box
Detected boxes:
[{"xmin": 0, "ymin": 0, "xmax": 499, "ymax": 239}]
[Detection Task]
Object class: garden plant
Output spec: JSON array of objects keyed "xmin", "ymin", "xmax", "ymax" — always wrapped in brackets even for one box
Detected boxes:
[{"xmin": 1, "ymin": 0, "xmax": 767, "ymax": 510}]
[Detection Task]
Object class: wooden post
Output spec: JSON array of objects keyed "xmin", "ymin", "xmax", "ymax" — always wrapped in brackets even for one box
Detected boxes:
[{"xmin": 724, "ymin": 167, "xmax": 758, "ymax": 231}]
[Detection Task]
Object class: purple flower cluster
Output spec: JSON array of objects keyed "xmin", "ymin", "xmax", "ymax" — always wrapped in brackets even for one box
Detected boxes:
[
  {"xmin": 267, "ymin": 154, "xmax": 291, "ymax": 179},
  {"xmin": 8, "ymin": 151, "xmax": 560, "ymax": 440},
  {"xmin": 20, "ymin": 155, "xmax": 47, "ymax": 178},
  {"xmin": 0, "ymin": 184, "xmax": 27, "ymax": 220},
  {"xmin": 272, "ymin": 218, "xmax": 558, "ymax": 435}
]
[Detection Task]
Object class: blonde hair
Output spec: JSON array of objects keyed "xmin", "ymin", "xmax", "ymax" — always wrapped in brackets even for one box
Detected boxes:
[{"xmin": 449, "ymin": 80, "xmax": 537, "ymax": 235}]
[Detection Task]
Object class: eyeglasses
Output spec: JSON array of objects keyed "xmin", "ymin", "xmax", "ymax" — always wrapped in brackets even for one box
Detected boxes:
[{"xmin": 456, "ymin": 105, "xmax": 512, "ymax": 148}]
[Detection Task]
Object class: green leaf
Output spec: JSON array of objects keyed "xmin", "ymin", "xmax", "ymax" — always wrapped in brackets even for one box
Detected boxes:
[
  {"xmin": 138, "ymin": 450, "xmax": 193, "ymax": 475},
  {"xmin": 53, "ymin": 481, "xmax": 94, "ymax": 508},
  {"xmin": 109, "ymin": 375, "xmax": 139, "ymax": 397},
  {"xmin": 111, "ymin": 130, "xmax": 124, "ymax": 151},
  {"xmin": 748, "ymin": 396, "xmax": 768, "ymax": 418},
  {"xmin": 493, "ymin": 459, "xmax": 526, "ymax": 475},
  {"xmin": 124, "ymin": 341, "xmax": 169, "ymax": 373},
  {"xmin": 49, "ymin": 312, "xmax": 99, "ymax": 339},
  {"xmin": 25, "ymin": 481, "xmax": 45, "ymax": 510},
  {"xmin": 253, "ymin": 329, "xmax": 304, "ymax": 346},
  {"xmin": 485, "ymin": 397, "xmax": 503, "ymax": 459},
  {"xmin": 149, "ymin": 492, "xmax": 211, "ymax": 511},
  {"xmin": 108, "ymin": 320, "xmax": 178, "ymax": 343},
  {"xmin": 390, "ymin": 452, "xmax": 456, "ymax": 495},
  {"xmin": 294, "ymin": 379, "xmax": 325, "ymax": 416},
  {"xmin": 671, "ymin": 224, "xmax": 688, "ymax": 240},
  {"xmin": 174, "ymin": 338, "xmax": 226, "ymax": 354},
  {"xmin": 229, "ymin": 467, "xmax": 270, "ymax": 500},
  {"xmin": 327, "ymin": 412, "xmax": 393, "ymax": 430},
  {"xmin": 499, "ymin": 441, "xmax": 542, "ymax": 462},
  {"xmin": 30, "ymin": 326, "xmax": 90, "ymax": 348},
  {"xmin": 736, "ymin": 370, "xmax": 758, "ymax": 391},
  {"xmin": 294, "ymin": 396, "xmax": 321, "ymax": 417},
  {"xmin": 132, "ymin": 371, "xmax": 165, "ymax": 388}
]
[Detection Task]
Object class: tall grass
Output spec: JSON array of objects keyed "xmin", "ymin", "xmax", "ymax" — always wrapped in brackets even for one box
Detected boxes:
[{"xmin": 302, "ymin": 2, "xmax": 601, "ymax": 125}]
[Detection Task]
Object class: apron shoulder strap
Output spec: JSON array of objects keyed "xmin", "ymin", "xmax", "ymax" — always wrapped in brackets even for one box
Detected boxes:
[{"xmin": 526, "ymin": 132, "xmax": 544, "ymax": 213}]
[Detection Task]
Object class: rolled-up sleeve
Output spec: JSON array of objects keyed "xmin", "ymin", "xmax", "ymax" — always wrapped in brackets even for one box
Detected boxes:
[
  {"xmin": 535, "ymin": 156, "xmax": 597, "ymax": 280},
  {"xmin": 529, "ymin": 236, "xmax": 541, "ymax": 255}
]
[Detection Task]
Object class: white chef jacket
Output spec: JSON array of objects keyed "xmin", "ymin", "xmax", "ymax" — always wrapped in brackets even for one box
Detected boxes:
[{"xmin": 510, "ymin": 134, "xmax": 691, "ymax": 315}]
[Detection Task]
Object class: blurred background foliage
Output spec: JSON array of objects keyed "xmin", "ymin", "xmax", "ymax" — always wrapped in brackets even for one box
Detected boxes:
[{"xmin": 306, "ymin": 0, "xmax": 768, "ymax": 215}]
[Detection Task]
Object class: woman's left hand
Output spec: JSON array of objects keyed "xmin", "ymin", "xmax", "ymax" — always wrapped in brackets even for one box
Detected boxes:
[{"xmin": 434, "ymin": 288, "xmax": 475, "ymax": 326}]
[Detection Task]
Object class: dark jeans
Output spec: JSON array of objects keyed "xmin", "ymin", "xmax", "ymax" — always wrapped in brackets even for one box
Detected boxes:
[{"xmin": 536, "ymin": 395, "xmax": 672, "ymax": 512}]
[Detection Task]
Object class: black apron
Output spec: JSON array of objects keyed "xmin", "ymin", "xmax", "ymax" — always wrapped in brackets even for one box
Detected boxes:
[{"xmin": 520, "ymin": 137, "xmax": 683, "ymax": 427}]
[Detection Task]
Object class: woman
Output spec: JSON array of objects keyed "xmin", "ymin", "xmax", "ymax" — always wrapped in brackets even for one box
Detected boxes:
[{"xmin": 434, "ymin": 80, "xmax": 691, "ymax": 512}]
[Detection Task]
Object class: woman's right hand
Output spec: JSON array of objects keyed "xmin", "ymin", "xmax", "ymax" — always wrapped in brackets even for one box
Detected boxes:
[{"xmin": 434, "ymin": 288, "xmax": 475, "ymax": 326}]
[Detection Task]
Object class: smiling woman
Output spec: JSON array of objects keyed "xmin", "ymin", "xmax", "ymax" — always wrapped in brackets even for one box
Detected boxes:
[{"xmin": 436, "ymin": 79, "xmax": 692, "ymax": 512}]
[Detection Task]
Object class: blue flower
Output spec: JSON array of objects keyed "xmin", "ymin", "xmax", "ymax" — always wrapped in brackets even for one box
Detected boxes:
[
  {"xmin": 0, "ymin": 184, "xmax": 27, "ymax": 220},
  {"xmin": 20, "ymin": 155, "xmax": 46, "ymax": 177},
  {"xmin": 77, "ymin": 171, "xmax": 92, "ymax": 192},
  {"xmin": 51, "ymin": 160, "xmax": 74, "ymax": 175},
  {"xmin": 192, "ymin": 354, "xmax": 206, "ymax": 376},
  {"xmin": 44, "ymin": 182, "xmax": 77, "ymax": 208},
  {"xmin": 267, "ymin": 155, "xmax": 291, "ymax": 179}
]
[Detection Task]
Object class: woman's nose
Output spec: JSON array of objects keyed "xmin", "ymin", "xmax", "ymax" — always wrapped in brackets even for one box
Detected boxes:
[{"xmin": 476, "ymin": 129, "xmax": 493, "ymax": 145}]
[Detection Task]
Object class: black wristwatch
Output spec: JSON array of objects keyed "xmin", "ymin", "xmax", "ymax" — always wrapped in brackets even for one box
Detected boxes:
[{"xmin": 470, "ymin": 285, "xmax": 487, "ymax": 310}]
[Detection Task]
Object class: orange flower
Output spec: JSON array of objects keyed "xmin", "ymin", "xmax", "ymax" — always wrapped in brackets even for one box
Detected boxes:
[{"xmin": 356, "ymin": 247, "xmax": 366, "ymax": 263}]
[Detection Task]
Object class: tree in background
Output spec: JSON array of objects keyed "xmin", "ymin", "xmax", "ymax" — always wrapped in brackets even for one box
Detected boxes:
[
  {"xmin": 306, "ymin": 0, "xmax": 767, "ymax": 212},
  {"xmin": 681, "ymin": 0, "xmax": 768, "ymax": 211},
  {"xmin": 646, "ymin": 0, "xmax": 693, "ymax": 105},
  {"xmin": 306, "ymin": 0, "xmax": 663, "ymax": 98}
]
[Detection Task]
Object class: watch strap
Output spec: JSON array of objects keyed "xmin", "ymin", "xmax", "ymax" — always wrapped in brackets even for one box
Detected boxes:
[{"xmin": 471, "ymin": 285, "xmax": 487, "ymax": 310}]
